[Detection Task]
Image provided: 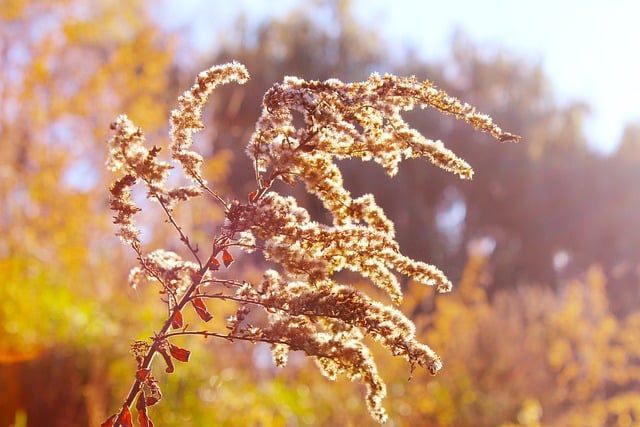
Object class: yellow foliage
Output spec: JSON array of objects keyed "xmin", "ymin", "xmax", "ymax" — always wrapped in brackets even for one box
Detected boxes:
[
  {"xmin": 0, "ymin": 0, "xmax": 26, "ymax": 19},
  {"xmin": 0, "ymin": 3, "xmax": 201, "ymax": 423},
  {"xmin": 369, "ymin": 260, "xmax": 640, "ymax": 426}
]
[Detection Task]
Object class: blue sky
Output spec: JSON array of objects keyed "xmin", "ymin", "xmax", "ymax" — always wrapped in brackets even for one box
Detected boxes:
[{"xmin": 161, "ymin": 0, "xmax": 639, "ymax": 154}]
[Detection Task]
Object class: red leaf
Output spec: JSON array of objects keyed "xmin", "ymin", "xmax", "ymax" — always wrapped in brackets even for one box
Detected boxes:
[
  {"xmin": 158, "ymin": 347, "xmax": 175, "ymax": 373},
  {"xmin": 146, "ymin": 396, "xmax": 160, "ymax": 406},
  {"xmin": 136, "ymin": 392, "xmax": 145, "ymax": 410},
  {"xmin": 169, "ymin": 343, "xmax": 191, "ymax": 362},
  {"xmin": 171, "ymin": 309, "xmax": 184, "ymax": 329},
  {"xmin": 135, "ymin": 368, "xmax": 151, "ymax": 381},
  {"xmin": 191, "ymin": 297, "xmax": 213, "ymax": 322},
  {"xmin": 145, "ymin": 377, "xmax": 162, "ymax": 406},
  {"xmin": 120, "ymin": 404, "xmax": 133, "ymax": 427},
  {"xmin": 101, "ymin": 414, "xmax": 116, "ymax": 427},
  {"xmin": 136, "ymin": 393, "xmax": 155, "ymax": 427},
  {"xmin": 222, "ymin": 248, "xmax": 234, "ymax": 267},
  {"xmin": 209, "ymin": 257, "xmax": 221, "ymax": 271},
  {"xmin": 248, "ymin": 190, "xmax": 258, "ymax": 202}
]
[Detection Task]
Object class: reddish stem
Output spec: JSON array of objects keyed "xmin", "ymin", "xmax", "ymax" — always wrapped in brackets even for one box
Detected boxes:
[{"xmin": 113, "ymin": 246, "xmax": 221, "ymax": 427}]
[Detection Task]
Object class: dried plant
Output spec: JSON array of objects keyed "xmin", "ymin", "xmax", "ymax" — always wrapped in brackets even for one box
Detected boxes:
[{"xmin": 103, "ymin": 61, "xmax": 519, "ymax": 426}]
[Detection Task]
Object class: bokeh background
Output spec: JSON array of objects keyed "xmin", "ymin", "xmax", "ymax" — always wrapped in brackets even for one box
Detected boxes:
[{"xmin": 2, "ymin": 1, "xmax": 640, "ymax": 426}]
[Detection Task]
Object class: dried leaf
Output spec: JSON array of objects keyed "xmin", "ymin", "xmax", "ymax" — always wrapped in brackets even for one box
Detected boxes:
[
  {"xmin": 222, "ymin": 248, "xmax": 234, "ymax": 267},
  {"xmin": 171, "ymin": 309, "xmax": 184, "ymax": 329},
  {"xmin": 299, "ymin": 142, "xmax": 316, "ymax": 152},
  {"xmin": 139, "ymin": 370, "xmax": 162, "ymax": 406},
  {"xmin": 209, "ymin": 257, "xmax": 221, "ymax": 271},
  {"xmin": 145, "ymin": 375, "xmax": 162, "ymax": 406},
  {"xmin": 498, "ymin": 132, "xmax": 521, "ymax": 142},
  {"xmin": 101, "ymin": 414, "xmax": 116, "ymax": 427},
  {"xmin": 136, "ymin": 393, "xmax": 145, "ymax": 410},
  {"xmin": 191, "ymin": 297, "xmax": 213, "ymax": 322},
  {"xmin": 135, "ymin": 368, "xmax": 151, "ymax": 381},
  {"xmin": 158, "ymin": 346, "xmax": 175, "ymax": 373},
  {"xmin": 169, "ymin": 343, "xmax": 191, "ymax": 362},
  {"xmin": 136, "ymin": 393, "xmax": 155, "ymax": 427},
  {"xmin": 120, "ymin": 404, "xmax": 133, "ymax": 427},
  {"xmin": 146, "ymin": 395, "xmax": 160, "ymax": 407}
]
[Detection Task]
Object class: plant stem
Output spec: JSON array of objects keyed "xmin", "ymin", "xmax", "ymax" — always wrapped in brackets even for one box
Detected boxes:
[{"xmin": 113, "ymin": 249, "xmax": 217, "ymax": 427}]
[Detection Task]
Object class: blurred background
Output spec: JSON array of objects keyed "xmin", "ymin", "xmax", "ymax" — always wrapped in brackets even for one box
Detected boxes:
[{"xmin": 2, "ymin": 1, "xmax": 640, "ymax": 426}]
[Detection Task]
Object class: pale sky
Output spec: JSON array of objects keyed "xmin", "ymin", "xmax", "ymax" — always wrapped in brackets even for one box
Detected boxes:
[
  {"xmin": 161, "ymin": 0, "xmax": 640, "ymax": 154},
  {"xmin": 358, "ymin": 0, "xmax": 640, "ymax": 154}
]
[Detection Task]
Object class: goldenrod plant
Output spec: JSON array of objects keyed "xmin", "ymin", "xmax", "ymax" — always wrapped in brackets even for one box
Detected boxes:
[{"xmin": 103, "ymin": 62, "xmax": 519, "ymax": 426}]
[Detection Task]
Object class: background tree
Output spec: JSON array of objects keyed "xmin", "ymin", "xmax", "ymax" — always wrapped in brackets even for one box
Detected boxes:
[
  {"xmin": 0, "ymin": 2, "xmax": 183, "ymax": 425},
  {"xmin": 194, "ymin": 3, "xmax": 640, "ymax": 317}
]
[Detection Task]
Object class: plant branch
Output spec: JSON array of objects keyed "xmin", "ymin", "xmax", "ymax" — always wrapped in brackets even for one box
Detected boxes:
[{"xmin": 113, "ymin": 251, "xmax": 216, "ymax": 427}]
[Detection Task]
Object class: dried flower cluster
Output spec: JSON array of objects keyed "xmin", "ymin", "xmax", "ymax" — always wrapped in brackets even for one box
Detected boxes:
[{"xmin": 104, "ymin": 62, "xmax": 518, "ymax": 426}]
